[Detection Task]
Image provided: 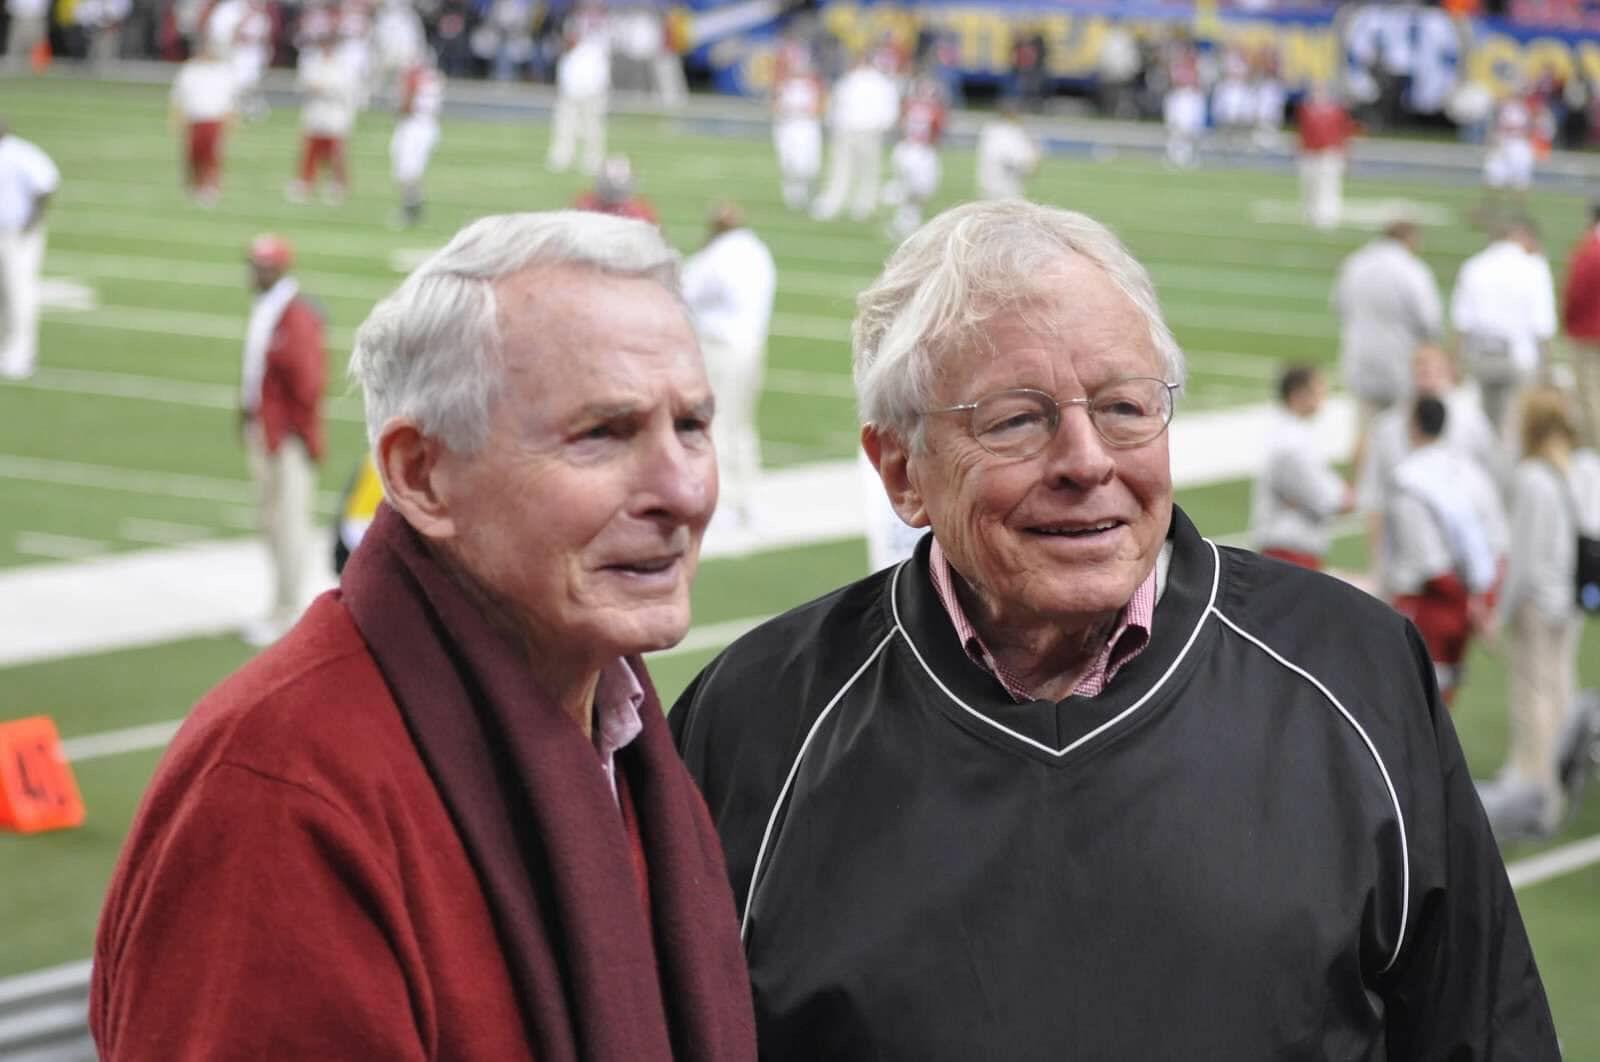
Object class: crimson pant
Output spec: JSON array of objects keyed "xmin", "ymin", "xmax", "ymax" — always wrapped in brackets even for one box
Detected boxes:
[
  {"xmin": 298, "ymin": 135, "xmax": 348, "ymax": 186},
  {"xmin": 186, "ymin": 120, "xmax": 224, "ymax": 190},
  {"xmin": 1392, "ymin": 573, "xmax": 1471, "ymax": 702}
]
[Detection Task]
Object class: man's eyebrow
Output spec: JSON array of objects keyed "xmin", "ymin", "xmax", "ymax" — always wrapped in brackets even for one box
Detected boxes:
[{"xmin": 569, "ymin": 401, "xmax": 640, "ymax": 421}]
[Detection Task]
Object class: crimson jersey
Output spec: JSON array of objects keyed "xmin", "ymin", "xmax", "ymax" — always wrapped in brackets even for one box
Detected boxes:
[
  {"xmin": 572, "ymin": 191, "xmax": 659, "ymax": 224},
  {"xmin": 901, "ymin": 96, "xmax": 946, "ymax": 146}
]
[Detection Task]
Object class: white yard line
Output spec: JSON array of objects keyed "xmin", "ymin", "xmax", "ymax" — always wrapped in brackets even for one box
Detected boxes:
[
  {"xmin": 14, "ymin": 531, "xmax": 107, "ymax": 560},
  {"xmin": 1505, "ymin": 834, "xmax": 1600, "ymax": 889},
  {"xmin": 0, "ymin": 453, "xmax": 339, "ymax": 512}
]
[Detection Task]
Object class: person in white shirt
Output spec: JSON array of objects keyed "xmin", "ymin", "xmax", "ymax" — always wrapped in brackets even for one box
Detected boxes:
[
  {"xmin": 1450, "ymin": 218, "xmax": 1558, "ymax": 432},
  {"xmin": 1361, "ymin": 343, "xmax": 1507, "ymax": 586},
  {"xmin": 4, "ymin": 0, "xmax": 49, "ymax": 70},
  {"xmin": 0, "ymin": 122, "xmax": 59, "ymax": 381},
  {"xmin": 547, "ymin": 1, "xmax": 610, "ymax": 175},
  {"xmin": 1385, "ymin": 396, "xmax": 1504, "ymax": 706},
  {"xmin": 1479, "ymin": 387, "xmax": 1600, "ymax": 839},
  {"xmin": 289, "ymin": 34, "xmax": 363, "ymax": 203},
  {"xmin": 170, "ymin": 41, "xmax": 238, "ymax": 205},
  {"xmin": 975, "ymin": 101, "xmax": 1038, "ymax": 200},
  {"xmin": 1483, "ymin": 95, "xmax": 1537, "ymax": 211},
  {"xmin": 1162, "ymin": 46, "xmax": 1206, "ymax": 169},
  {"xmin": 771, "ymin": 41, "xmax": 824, "ymax": 211},
  {"xmin": 1332, "ymin": 219, "xmax": 1443, "ymax": 465},
  {"xmin": 680, "ymin": 201, "xmax": 776, "ymax": 527},
  {"xmin": 882, "ymin": 75, "xmax": 947, "ymax": 242},
  {"xmin": 811, "ymin": 53, "xmax": 900, "ymax": 222},
  {"xmin": 1250, "ymin": 365, "xmax": 1353, "ymax": 570},
  {"xmin": 389, "ymin": 53, "xmax": 443, "ymax": 227}
]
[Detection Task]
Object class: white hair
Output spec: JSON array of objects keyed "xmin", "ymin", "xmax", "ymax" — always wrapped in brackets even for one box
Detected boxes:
[
  {"xmin": 349, "ymin": 210, "xmax": 681, "ymax": 453},
  {"xmin": 853, "ymin": 199, "xmax": 1186, "ymax": 444}
]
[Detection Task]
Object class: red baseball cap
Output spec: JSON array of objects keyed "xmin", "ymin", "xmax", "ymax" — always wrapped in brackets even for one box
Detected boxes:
[{"xmin": 247, "ymin": 234, "xmax": 294, "ymax": 270}]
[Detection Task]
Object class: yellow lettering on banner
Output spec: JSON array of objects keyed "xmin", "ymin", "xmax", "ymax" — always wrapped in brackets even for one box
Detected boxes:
[
  {"xmin": 1280, "ymin": 27, "xmax": 1338, "ymax": 85},
  {"xmin": 928, "ymin": 8, "xmax": 1014, "ymax": 73},
  {"xmin": 1045, "ymin": 14, "xmax": 1101, "ymax": 77},
  {"xmin": 1523, "ymin": 38, "xmax": 1576, "ymax": 82},
  {"xmin": 1469, "ymin": 33, "xmax": 1525, "ymax": 96},
  {"xmin": 1222, "ymin": 23, "xmax": 1278, "ymax": 54}
]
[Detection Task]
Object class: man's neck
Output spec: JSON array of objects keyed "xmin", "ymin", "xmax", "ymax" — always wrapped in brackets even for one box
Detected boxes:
[{"xmin": 953, "ymin": 575, "xmax": 1119, "ymax": 699}]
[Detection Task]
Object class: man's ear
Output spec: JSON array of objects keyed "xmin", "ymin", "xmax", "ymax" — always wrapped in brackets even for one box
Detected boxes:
[
  {"xmin": 375, "ymin": 419, "xmax": 457, "ymax": 541},
  {"xmin": 862, "ymin": 423, "xmax": 930, "ymax": 529}
]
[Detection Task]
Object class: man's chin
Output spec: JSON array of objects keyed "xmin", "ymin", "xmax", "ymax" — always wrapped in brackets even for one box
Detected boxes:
[{"xmin": 609, "ymin": 608, "xmax": 693, "ymax": 658}]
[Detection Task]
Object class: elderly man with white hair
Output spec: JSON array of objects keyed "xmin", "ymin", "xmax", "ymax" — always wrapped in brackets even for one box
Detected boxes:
[
  {"xmin": 671, "ymin": 199, "xmax": 1558, "ymax": 1059},
  {"xmin": 91, "ymin": 211, "xmax": 758, "ymax": 1061}
]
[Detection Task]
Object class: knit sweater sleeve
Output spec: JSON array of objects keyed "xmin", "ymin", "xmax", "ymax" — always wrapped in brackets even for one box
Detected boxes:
[{"xmin": 91, "ymin": 763, "xmax": 430, "ymax": 1062}]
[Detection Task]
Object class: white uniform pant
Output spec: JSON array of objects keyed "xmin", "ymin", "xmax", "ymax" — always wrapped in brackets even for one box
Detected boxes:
[
  {"xmin": 701, "ymin": 335, "xmax": 763, "ymax": 521},
  {"xmin": 1484, "ymin": 137, "xmax": 1534, "ymax": 190},
  {"xmin": 0, "ymin": 226, "xmax": 45, "ymax": 380},
  {"xmin": 390, "ymin": 116, "xmax": 439, "ymax": 183},
  {"xmin": 547, "ymin": 91, "xmax": 607, "ymax": 175},
  {"xmin": 774, "ymin": 118, "xmax": 821, "ymax": 209},
  {"xmin": 885, "ymin": 141, "xmax": 940, "ymax": 239},
  {"xmin": 1299, "ymin": 148, "xmax": 1345, "ymax": 230},
  {"xmin": 813, "ymin": 129, "xmax": 883, "ymax": 221},
  {"xmin": 246, "ymin": 427, "xmax": 316, "ymax": 625}
]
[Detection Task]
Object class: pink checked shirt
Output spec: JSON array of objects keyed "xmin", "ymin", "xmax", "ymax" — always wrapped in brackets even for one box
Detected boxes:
[
  {"xmin": 592, "ymin": 657, "xmax": 645, "ymax": 803},
  {"xmin": 929, "ymin": 539, "xmax": 1156, "ymax": 700}
]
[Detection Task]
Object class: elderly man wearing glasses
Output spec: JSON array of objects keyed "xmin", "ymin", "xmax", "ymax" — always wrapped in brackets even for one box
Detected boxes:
[{"xmin": 671, "ymin": 200, "xmax": 1557, "ymax": 1059}]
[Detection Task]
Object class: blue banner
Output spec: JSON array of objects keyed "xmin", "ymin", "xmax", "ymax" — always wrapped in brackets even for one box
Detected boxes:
[{"xmin": 689, "ymin": 0, "xmax": 1600, "ymax": 106}]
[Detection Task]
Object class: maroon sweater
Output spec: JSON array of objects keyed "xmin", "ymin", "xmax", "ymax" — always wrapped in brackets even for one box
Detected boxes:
[
  {"xmin": 92, "ymin": 547, "xmax": 755, "ymax": 1060},
  {"xmin": 91, "ymin": 596, "xmax": 536, "ymax": 1059}
]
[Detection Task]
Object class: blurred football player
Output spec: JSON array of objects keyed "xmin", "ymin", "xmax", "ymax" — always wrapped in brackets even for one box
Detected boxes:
[
  {"xmin": 882, "ymin": 74, "xmax": 947, "ymax": 241},
  {"xmin": 0, "ymin": 120, "xmax": 58, "ymax": 381},
  {"xmin": 170, "ymin": 37, "xmax": 238, "ymax": 205},
  {"xmin": 811, "ymin": 50, "xmax": 899, "ymax": 222},
  {"xmin": 1482, "ymin": 91, "xmax": 1542, "ymax": 217},
  {"xmin": 1161, "ymin": 43, "xmax": 1205, "ymax": 169},
  {"xmin": 288, "ymin": 29, "xmax": 362, "ymax": 203},
  {"xmin": 547, "ymin": 0, "xmax": 610, "ymax": 175},
  {"xmin": 572, "ymin": 155, "xmax": 658, "ymax": 223},
  {"xmin": 771, "ymin": 33, "xmax": 824, "ymax": 211},
  {"xmin": 1296, "ymin": 83, "xmax": 1358, "ymax": 229},
  {"xmin": 389, "ymin": 51, "xmax": 442, "ymax": 228},
  {"xmin": 975, "ymin": 100, "xmax": 1038, "ymax": 199}
]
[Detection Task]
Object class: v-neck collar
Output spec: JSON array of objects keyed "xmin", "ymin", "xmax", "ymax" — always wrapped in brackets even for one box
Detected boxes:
[{"xmin": 886, "ymin": 506, "xmax": 1221, "ymax": 763}]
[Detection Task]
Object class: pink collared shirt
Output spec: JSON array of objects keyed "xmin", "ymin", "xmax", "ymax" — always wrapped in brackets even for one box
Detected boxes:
[
  {"xmin": 593, "ymin": 657, "xmax": 645, "ymax": 802},
  {"xmin": 929, "ymin": 539, "xmax": 1156, "ymax": 701}
]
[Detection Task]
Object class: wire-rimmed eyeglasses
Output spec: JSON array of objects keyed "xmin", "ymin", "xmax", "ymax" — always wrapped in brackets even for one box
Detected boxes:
[{"xmin": 923, "ymin": 378, "xmax": 1179, "ymax": 459}]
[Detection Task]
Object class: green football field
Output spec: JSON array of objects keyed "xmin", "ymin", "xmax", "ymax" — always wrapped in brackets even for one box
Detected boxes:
[{"xmin": 1, "ymin": 75, "xmax": 1597, "ymax": 1050}]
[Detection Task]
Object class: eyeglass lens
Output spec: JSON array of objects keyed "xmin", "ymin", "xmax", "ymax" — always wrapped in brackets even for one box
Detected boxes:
[{"xmin": 970, "ymin": 379, "xmax": 1172, "ymax": 457}]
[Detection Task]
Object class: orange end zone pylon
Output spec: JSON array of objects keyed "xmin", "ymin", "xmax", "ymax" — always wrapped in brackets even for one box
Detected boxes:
[{"xmin": 0, "ymin": 716, "xmax": 85, "ymax": 833}]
